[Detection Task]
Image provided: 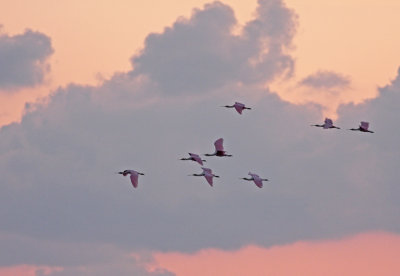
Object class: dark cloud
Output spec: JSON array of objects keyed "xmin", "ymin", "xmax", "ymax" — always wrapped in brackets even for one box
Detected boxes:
[
  {"xmin": 0, "ymin": 232, "xmax": 175, "ymax": 275},
  {"xmin": 130, "ymin": 0, "xmax": 297, "ymax": 94},
  {"xmin": 0, "ymin": 29, "xmax": 53, "ymax": 91},
  {"xmin": 1, "ymin": 67, "xmax": 400, "ymax": 256},
  {"xmin": 299, "ymin": 71, "xmax": 351, "ymax": 89}
]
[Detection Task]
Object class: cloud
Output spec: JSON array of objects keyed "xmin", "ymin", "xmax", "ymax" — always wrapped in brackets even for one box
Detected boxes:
[
  {"xmin": 0, "ymin": 29, "xmax": 53, "ymax": 91},
  {"xmin": 0, "ymin": 232, "xmax": 174, "ymax": 276},
  {"xmin": 151, "ymin": 232, "xmax": 400, "ymax": 276},
  {"xmin": 0, "ymin": 0, "xmax": 400, "ymax": 271},
  {"xmin": 300, "ymin": 71, "xmax": 351, "ymax": 89},
  {"xmin": 0, "ymin": 265, "xmax": 61, "ymax": 276},
  {"xmin": 130, "ymin": 0, "xmax": 297, "ymax": 94}
]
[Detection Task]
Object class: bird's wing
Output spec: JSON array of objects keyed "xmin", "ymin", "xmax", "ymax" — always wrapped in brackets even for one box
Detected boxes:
[
  {"xmin": 248, "ymin": 172, "xmax": 259, "ymax": 178},
  {"xmin": 214, "ymin": 138, "xmax": 224, "ymax": 151},
  {"xmin": 248, "ymin": 172, "xmax": 262, "ymax": 187},
  {"xmin": 360, "ymin": 121, "xmax": 369, "ymax": 130},
  {"xmin": 234, "ymin": 102, "xmax": 245, "ymax": 114},
  {"xmin": 130, "ymin": 172, "xmax": 139, "ymax": 188},
  {"xmin": 253, "ymin": 177, "xmax": 263, "ymax": 188},
  {"xmin": 204, "ymin": 172, "xmax": 213, "ymax": 186},
  {"xmin": 202, "ymin": 167, "xmax": 212, "ymax": 174},
  {"xmin": 189, "ymin": 153, "xmax": 203, "ymax": 165},
  {"xmin": 324, "ymin": 118, "xmax": 333, "ymax": 129}
]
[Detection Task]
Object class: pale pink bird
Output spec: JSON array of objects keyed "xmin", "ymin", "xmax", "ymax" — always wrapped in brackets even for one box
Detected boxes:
[
  {"xmin": 189, "ymin": 167, "xmax": 220, "ymax": 187},
  {"xmin": 222, "ymin": 102, "xmax": 252, "ymax": 114},
  {"xmin": 204, "ymin": 138, "xmax": 232, "ymax": 157},
  {"xmin": 311, "ymin": 118, "xmax": 340, "ymax": 129},
  {"xmin": 349, "ymin": 121, "xmax": 374, "ymax": 133},
  {"xmin": 241, "ymin": 172, "xmax": 269, "ymax": 188},
  {"xmin": 180, "ymin": 153, "xmax": 206, "ymax": 166},
  {"xmin": 118, "ymin": 169, "xmax": 144, "ymax": 188}
]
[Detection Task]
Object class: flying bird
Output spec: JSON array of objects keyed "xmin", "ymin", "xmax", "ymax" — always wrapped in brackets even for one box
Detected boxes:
[
  {"xmin": 118, "ymin": 169, "xmax": 144, "ymax": 188},
  {"xmin": 180, "ymin": 153, "xmax": 206, "ymax": 166},
  {"xmin": 204, "ymin": 138, "xmax": 232, "ymax": 157},
  {"xmin": 222, "ymin": 102, "xmax": 252, "ymax": 114},
  {"xmin": 311, "ymin": 118, "xmax": 340, "ymax": 129},
  {"xmin": 189, "ymin": 167, "xmax": 220, "ymax": 186},
  {"xmin": 241, "ymin": 172, "xmax": 269, "ymax": 188},
  {"xmin": 349, "ymin": 121, "xmax": 374, "ymax": 133}
]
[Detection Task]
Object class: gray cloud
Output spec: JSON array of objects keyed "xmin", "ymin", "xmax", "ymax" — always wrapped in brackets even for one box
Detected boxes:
[
  {"xmin": 0, "ymin": 29, "xmax": 53, "ymax": 91},
  {"xmin": 0, "ymin": 0, "xmax": 399, "ymax": 271},
  {"xmin": 130, "ymin": 0, "xmax": 297, "ymax": 94},
  {"xmin": 0, "ymin": 232, "xmax": 174, "ymax": 276},
  {"xmin": 299, "ymin": 71, "xmax": 351, "ymax": 89}
]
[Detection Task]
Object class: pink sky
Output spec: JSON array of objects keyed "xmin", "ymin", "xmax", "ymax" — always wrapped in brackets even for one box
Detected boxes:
[
  {"xmin": 1, "ymin": 0, "xmax": 400, "ymax": 124},
  {"xmin": 151, "ymin": 232, "xmax": 400, "ymax": 276}
]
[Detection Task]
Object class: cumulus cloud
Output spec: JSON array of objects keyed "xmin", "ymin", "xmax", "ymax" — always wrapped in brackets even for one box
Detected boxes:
[
  {"xmin": 0, "ymin": 29, "xmax": 53, "ymax": 91},
  {"xmin": 0, "ymin": 0, "xmax": 399, "ymax": 272},
  {"xmin": 300, "ymin": 71, "xmax": 351, "ymax": 89},
  {"xmin": 130, "ymin": 0, "xmax": 297, "ymax": 94}
]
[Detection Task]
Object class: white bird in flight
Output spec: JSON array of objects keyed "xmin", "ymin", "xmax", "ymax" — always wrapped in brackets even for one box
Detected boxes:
[
  {"xmin": 180, "ymin": 153, "xmax": 206, "ymax": 166},
  {"xmin": 189, "ymin": 167, "xmax": 220, "ymax": 186},
  {"xmin": 311, "ymin": 118, "xmax": 340, "ymax": 129},
  {"xmin": 118, "ymin": 169, "xmax": 144, "ymax": 188},
  {"xmin": 222, "ymin": 102, "xmax": 252, "ymax": 114},
  {"xmin": 240, "ymin": 172, "xmax": 268, "ymax": 188},
  {"xmin": 204, "ymin": 138, "xmax": 232, "ymax": 157},
  {"xmin": 349, "ymin": 121, "xmax": 374, "ymax": 133}
]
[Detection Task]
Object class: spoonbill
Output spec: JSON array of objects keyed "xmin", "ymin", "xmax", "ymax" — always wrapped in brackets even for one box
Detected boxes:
[
  {"xmin": 311, "ymin": 118, "xmax": 340, "ymax": 129},
  {"xmin": 204, "ymin": 138, "xmax": 232, "ymax": 157},
  {"xmin": 118, "ymin": 170, "xmax": 144, "ymax": 188},
  {"xmin": 180, "ymin": 153, "xmax": 206, "ymax": 166},
  {"xmin": 189, "ymin": 167, "xmax": 220, "ymax": 186},
  {"xmin": 349, "ymin": 121, "xmax": 374, "ymax": 133},
  {"xmin": 222, "ymin": 102, "xmax": 251, "ymax": 114},
  {"xmin": 240, "ymin": 172, "xmax": 268, "ymax": 188}
]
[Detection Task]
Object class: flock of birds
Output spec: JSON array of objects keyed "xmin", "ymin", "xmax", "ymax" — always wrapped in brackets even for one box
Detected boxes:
[{"xmin": 118, "ymin": 102, "xmax": 374, "ymax": 189}]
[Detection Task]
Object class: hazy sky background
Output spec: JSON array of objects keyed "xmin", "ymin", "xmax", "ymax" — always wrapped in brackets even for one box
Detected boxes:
[{"xmin": 1, "ymin": 0, "xmax": 400, "ymax": 275}]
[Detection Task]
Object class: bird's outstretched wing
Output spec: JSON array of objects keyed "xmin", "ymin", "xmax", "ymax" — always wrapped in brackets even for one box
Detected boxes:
[
  {"xmin": 360, "ymin": 121, "xmax": 369, "ymax": 130},
  {"xmin": 234, "ymin": 102, "xmax": 245, "ymax": 114},
  {"xmin": 249, "ymin": 172, "xmax": 263, "ymax": 188},
  {"xmin": 324, "ymin": 118, "xmax": 333, "ymax": 129},
  {"xmin": 189, "ymin": 153, "xmax": 203, "ymax": 165},
  {"xmin": 214, "ymin": 138, "xmax": 224, "ymax": 151},
  {"xmin": 130, "ymin": 172, "xmax": 139, "ymax": 188},
  {"xmin": 204, "ymin": 172, "xmax": 213, "ymax": 186}
]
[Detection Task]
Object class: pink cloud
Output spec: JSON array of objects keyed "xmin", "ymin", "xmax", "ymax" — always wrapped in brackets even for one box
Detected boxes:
[{"xmin": 151, "ymin": 232, "xmax": 400, "ymax": 276}]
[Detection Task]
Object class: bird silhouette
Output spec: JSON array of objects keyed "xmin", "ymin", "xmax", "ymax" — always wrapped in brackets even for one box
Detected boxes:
[
  {"xmin": 118, "ymin": 170, "xmax": 144, "ymax": 188},
  {"xmin": 204, "ymin": 138, "xmax": 232, "ymax": 157},
  {"xmin": 241, "ymin": 172, "xmax": 268, "ymax": 188},
  {"xmin": 180, "ymin": 153, "xmax": 206, "ymax": 166},
  {"xmin": 189, "ymin": 167, "xmax": 220, "ymax": 186},
  {"xmin": 349, "ymin": 121, "xmax": 374, "ymax": 133},
  {"xmin": 311, "ymin": 118, "xmax": 340, "ymax": 129},
  {"xmin": 222, "ymin": 102, "xmax": 252, "ymax": 115}
]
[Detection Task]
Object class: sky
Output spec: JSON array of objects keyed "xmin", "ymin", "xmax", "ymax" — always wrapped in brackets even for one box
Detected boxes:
[{"xmin": 0, "ymin": 0, "xmax": 400, "ymax": 275}]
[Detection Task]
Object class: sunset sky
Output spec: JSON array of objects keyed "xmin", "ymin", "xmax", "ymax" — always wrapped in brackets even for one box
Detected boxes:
[{"xmin": 1, "ymin": 0, "xmax": 400, "ymax": 275}]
